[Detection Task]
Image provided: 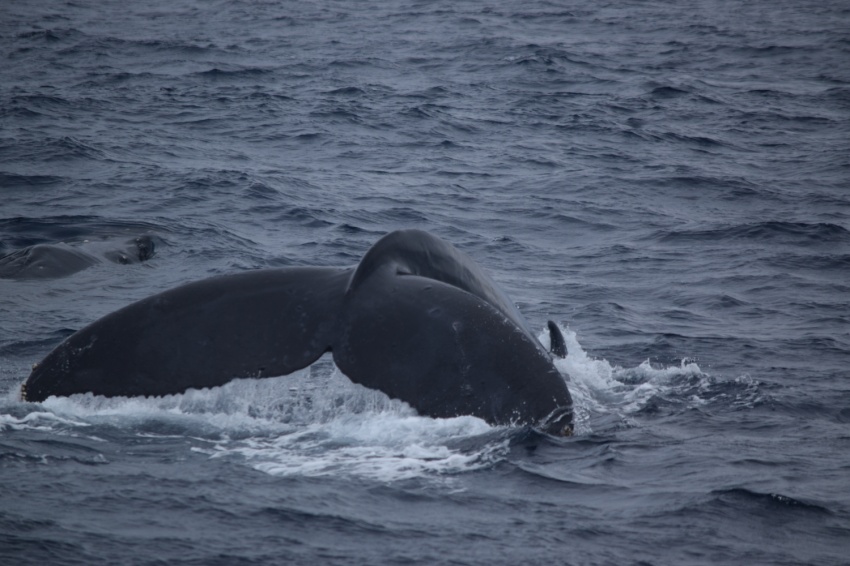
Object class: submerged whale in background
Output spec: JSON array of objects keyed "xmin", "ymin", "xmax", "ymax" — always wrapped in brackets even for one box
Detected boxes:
[
  {"xmin": 0, "ymin": 236, "xmax": 156, "ymax": 279},
  {"xmin": 21, "ymin": 230, "xmax": 574, "ymax": 435}
]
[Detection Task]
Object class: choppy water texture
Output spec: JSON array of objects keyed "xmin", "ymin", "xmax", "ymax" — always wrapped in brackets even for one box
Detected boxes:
[{"xmin": 2, "ymin": 1, "xmax": 849, "ymax": 564}]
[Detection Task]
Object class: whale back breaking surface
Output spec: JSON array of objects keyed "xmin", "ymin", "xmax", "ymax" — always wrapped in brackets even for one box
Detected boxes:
[
  {"xmin": 0, "ymin": 236, "xmax": 157, "ymax": 280},
  {"xmin": 22, "ymin": 230, "xmax": 572, "ymax": 432}
]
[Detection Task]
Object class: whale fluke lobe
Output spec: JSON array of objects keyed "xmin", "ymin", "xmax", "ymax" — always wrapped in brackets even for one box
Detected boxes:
[
  {"xmin": 22, "ymin": 230, "xmax": 574, "ymax": 434},
  {"xmin": 547, "ymin": 320, "xmax": 568, "ymax": 358},
  {"xmin": 23, "ymin": 267, "xmax": 350, "ymax": 402}
]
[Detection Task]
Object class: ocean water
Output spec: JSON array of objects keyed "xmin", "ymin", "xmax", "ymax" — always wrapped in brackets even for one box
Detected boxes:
[{"xmin": 1, "ymin": 0, "xmax": 849, "ymax": 564}]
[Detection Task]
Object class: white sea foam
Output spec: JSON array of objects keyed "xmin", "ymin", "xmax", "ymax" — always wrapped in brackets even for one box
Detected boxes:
[
  {"xmin": 7, "ymin": 362, "xmax": 505, "ymax": 481},
  {"xmin": 0, "ymin": 410, "xmax": 90, "ymax": 432},
  {"xmin": 540, "ymin": 323, "xmax": 707, "ymax": 433},
  {"xmin": 212, "ymin": 410, "xmax": 503, "ymax": 482},
  {"xmin": 5, "ymin": 327, "xmax": 712, "ymax": 480}
]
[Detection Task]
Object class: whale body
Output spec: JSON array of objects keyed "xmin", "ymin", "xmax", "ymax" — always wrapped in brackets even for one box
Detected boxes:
[{"xmin": 0, "ymin": 236, "xmax": 156, "ymax": 279}]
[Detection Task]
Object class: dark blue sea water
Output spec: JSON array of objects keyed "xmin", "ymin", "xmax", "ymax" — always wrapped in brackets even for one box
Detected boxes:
[{"xmin": 2, "ymin": 1, "xmax": 849, "ymax": 564}]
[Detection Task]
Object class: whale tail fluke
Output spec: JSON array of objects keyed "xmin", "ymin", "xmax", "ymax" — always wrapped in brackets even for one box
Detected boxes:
[{"xmin": 21, "ymin": 230, "xmax": 573, "ymax": 434}]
